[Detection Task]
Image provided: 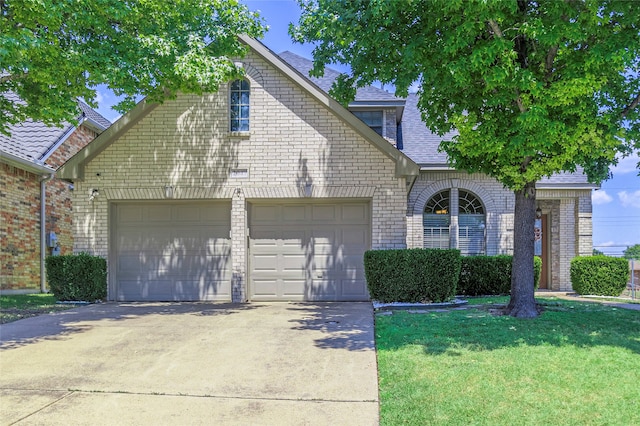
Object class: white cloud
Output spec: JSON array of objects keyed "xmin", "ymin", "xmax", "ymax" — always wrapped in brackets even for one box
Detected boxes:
[
  {"xmin": 612, "ymin": 153, "xmax": 639, "ymax": 175},
  {"xmin": 592, "ymin": 190, "xmax": 613, "ymax": 205},
  {"xmin": 618, "ymin": 190, "xmax": 640, "ymax": 208}
]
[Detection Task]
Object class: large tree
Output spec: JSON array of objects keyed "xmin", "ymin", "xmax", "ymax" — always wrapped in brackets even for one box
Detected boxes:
[
  {"xmin": 0, "ymin": 0, "xmax": 265, "ymax": 134},
  {"xmin": 292, "ymin": 0, "xmax": 640, "ymax": 317}
]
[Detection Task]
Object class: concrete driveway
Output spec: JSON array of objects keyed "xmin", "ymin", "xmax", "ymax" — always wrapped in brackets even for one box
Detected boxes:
[{"xmin": 0, "ymin": 302, "xmax": 379, "ymax": 425}]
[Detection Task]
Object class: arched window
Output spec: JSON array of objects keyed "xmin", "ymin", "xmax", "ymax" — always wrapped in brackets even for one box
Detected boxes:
[
  {"xmin": 423, "ymin": 189, "xmax": 486, "ymax": 255},
  {"xmin": 423, "ymin": 190, "xmax": 450, "ymax": 250},
  {"xmin": 230, "ymin": 79, "xmax": 250, "ymax": 131},
  {"xmin": 458, "ymin": 190, "xmax": 486, "ymax": 255}
]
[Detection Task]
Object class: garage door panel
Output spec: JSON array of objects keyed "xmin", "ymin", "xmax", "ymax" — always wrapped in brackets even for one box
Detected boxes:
[
  {"xmin": 147, "ymin": 206, "xmax": 173, "ymax": 222},
  {"xmin": 282, "ymin": 205, "xmax": 307, "ymax": 221},
  {"xmin": 341, "ymin": 279, "xmax": 367, "ymax": 297},
  {"xmin": 114, "ymin": 202, "xmax": 231, "ymax": 301},
  {"xmin": 311, "ymin": 204, "xmax": 337, "ymax": 221},
  {"xmin": 282, "ymin": 280, "xmax": 306, "ymax": 297},
  {"xmin": 249, "ymin": 201, "xmax": 370, "ymax": 301},
  {"xmin": 252, "ymin": 279, "xmax": 278, "ymax": 297},
  {"xmin": 341, "ymin": 204, "xmax": 369, "ymax": 223},
  {"xmin": 118, "ymin": 205, "xmax": 144, "ymax": 223}
]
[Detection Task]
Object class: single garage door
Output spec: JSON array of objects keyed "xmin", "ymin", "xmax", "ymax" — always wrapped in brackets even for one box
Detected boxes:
[
  {"xmin": 113, "ymin": 201, "xmax": 232, "ymax": 301},
  {"xmin": 249, "ymin": 201, "xmax": 371, "ymax": 301}
]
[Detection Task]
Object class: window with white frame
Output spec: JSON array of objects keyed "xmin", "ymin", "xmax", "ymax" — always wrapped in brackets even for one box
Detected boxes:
[
  {"xmin": 423, "ymin": 189, "xmax": 486, "ymax": 255},
  {"xmin": 352, "ymin": 110, "xmax": 383, "ymax": 136},
  {"xmin": 230, "ymin": 79, "xmax": 250, "ymax": 132},
  {"xmin": 423, "ymin": 190, "xmax": 450, "ymax": 250}
]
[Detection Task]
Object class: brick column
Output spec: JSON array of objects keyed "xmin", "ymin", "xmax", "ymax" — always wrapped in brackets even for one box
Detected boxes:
[
  {"xmin": 231, "ymin": 189, "xmax": 247, "ymax": 302},
  {"xmin": 558, "ymin": 198, "xmax": 576, "ymax": 290}
]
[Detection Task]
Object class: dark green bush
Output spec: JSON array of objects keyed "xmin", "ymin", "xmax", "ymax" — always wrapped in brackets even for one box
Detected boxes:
[
  {"xmin": 364, "ymin": 248, "xmax": 461, "ymax": 303},
  {"xmin": 457, "ymin": 255, "xmax": 542, "ymax": 296},
  {"xmin": 46, "ymin": 253, "xmax": 107, "ymax": 301},
  {"xmin": 571, "ymin": 256, "xmax": 629, "ymax": 296}
]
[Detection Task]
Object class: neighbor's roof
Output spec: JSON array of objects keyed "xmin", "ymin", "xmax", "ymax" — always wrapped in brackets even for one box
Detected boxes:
[{"xmin": 0, "ymin": 96, "xmax": 111, "ymax": 170}]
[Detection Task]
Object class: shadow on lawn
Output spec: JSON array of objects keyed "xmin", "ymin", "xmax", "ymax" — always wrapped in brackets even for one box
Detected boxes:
[{"xmin": 377, "ymin": 299, "xmax": 640, "ymax": 356}]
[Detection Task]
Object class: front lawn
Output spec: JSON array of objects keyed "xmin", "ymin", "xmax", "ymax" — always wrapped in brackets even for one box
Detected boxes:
[
  {"xmin": 0, "ymin": 294, "xmax": 76, "ymax": 324},
  {"xmin": 376, "ymin": 298, "xmax": 640, "ymax": 425}
]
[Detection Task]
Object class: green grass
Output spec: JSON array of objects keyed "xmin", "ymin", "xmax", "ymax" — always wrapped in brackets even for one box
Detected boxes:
[
  {"xmin": 376, "ymin": 297, "xmax": 640, "ymax": 425},
  {"xmin": 0, "ymin": 294, "xmax": 76, "ymax": 324}
]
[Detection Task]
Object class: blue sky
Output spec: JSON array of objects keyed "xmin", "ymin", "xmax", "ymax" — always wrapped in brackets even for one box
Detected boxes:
[{"xmin": 94, "ymin": 0, "xmax": 640, "ymax": 256}]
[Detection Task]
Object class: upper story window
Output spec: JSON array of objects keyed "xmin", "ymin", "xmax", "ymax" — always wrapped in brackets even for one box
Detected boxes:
[
  {"xmin": 230, "ymin": 79, "xmax": 250, "ymax": 132},
  {"xmin": 352, "ymin": 110, "xmax": 383, "ymax": 136}
]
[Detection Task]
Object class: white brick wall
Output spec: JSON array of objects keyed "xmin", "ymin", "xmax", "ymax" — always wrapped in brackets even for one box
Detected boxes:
[{"xmin": 72, "ymin": 51, "xmax": 408, "ymax": 301}]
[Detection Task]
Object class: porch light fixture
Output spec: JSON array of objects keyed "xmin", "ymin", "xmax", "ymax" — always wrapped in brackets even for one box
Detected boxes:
[
  {"xmin": 89, "ymin": 188, "xmax": 99, "ymax": 201},
  {"xmin": 536, "ymin": 207, "xmax": 542, "ymax": 219},
  {"xmin": 164, "ymin": 185, "xmax": 174, "ymax": 199}
]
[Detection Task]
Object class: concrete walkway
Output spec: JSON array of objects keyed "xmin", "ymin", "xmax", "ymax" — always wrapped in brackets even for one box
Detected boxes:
[
  {"xmin": 0, "ymin": 302, "xmax": 379, "ymax": 425},
  {"xmin": 536, "ymin": 290, "xmax": 640, "ymax": 311}
]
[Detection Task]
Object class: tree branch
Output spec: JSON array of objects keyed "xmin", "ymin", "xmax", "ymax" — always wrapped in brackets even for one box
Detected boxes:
[
  {"xmin": 0, "ymin": 72, "xmax": 28, "ymax": 84},
  {"xmin": 487, "ymin": 19, "xmax": 504, "ymax": 38},
  {"xmin": 545, "ymin": 45, "xmax": 559, "ymax": 83},
  {"xmin": 622, "ymin": 93, "xmax": 640, "ymax": 118},
  {"xmin": 487, "ymin": 19, "xmax": 527, "ymax": 113}
]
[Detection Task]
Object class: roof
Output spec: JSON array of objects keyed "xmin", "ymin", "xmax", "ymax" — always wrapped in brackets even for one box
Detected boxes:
[
  {"xmin": 57, "ymin": 37, "xmax": 419, "ymax": 181},
  {"xmin": 400, "ymin": 93, "xmax": 455, "ymax": 167},
  {"xmin": 0, "ymin": 97, "xmax": 111, "ymax": 171},
  {"xmin": 278, "ymin": 51, "xmax": 403, "ymax": 104}
]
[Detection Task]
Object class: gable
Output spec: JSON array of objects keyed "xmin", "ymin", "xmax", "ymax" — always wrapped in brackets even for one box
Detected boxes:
[{"xmin": 58, "ymin": 36, "xmax": 418, "ymax": 181}]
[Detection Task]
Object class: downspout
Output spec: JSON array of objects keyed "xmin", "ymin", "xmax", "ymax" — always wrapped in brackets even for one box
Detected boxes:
[{"xmin": 40, "ymin": 173, "xmax": 55, "ymax": 293}]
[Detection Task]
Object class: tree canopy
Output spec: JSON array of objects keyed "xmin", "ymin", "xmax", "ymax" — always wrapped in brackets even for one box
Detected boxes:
[
  {"xmin": 292, "ymin": 0, "xmax": 640, "ymax": 317},
  {"xmin": 624, "ymin": 244, "xmax": 640, "ymax": 260},
  {"xmin": 1, "ymin": 0, "xmax": 266, "ymax": 134}
]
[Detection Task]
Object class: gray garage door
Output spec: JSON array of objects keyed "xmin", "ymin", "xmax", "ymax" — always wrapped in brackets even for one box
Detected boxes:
[
  {"xmin": 249, "ymin": 201, "xmax": 371, "ymax": 301},
  {"xmin": 113, "ymin": 201, "xmax": 231, "ymax": 301}
]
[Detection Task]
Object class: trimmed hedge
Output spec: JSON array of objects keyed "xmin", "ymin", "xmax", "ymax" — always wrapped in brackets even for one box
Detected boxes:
[
  {"xmin": 457, "ymin": 255, "xmax": 542, "ymax": 296},
  {"xmin": 45, "ymin": 253, "xmax": 107, "ymax": 301},
  {"xmin": 571, "ymin": 256, "xmax": 629, "ymax": 296},
  {"xmin": 364, "ymin": 248, "xmax": 461, "ymax": 303}
]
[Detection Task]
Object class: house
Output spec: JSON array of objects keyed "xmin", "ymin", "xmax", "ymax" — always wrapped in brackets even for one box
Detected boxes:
[
  {"xmin": 57, "ymin": 36, "xmax": 593, "ymax": 302},
  {"xmin": 0, "ymin": 99, "xmax": 111, "ymax": 293}
]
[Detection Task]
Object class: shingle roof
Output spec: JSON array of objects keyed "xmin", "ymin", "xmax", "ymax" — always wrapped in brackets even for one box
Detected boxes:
[
  {"xmin": 0, "ymin": 97, "xmax": 111, "ymax": 166},
  {"xmin": 78, "ymin": 100, "xmax": 112, "ymax": 129},
  {"xmin": 278, "ymin": 53, "xmax": 592, "ymax": 186},
  {"xmin": 399, "ymin": 93, "xmax": 455, "ymax": 166},
  {"xmin": 278, "ymin": 51, "xmax": 402, "ymax": 102}
]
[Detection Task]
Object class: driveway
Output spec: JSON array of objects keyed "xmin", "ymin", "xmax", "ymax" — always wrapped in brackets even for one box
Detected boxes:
[{"xmin": 0, "ymin": 302, "xmax": 379, "ymax": 425}]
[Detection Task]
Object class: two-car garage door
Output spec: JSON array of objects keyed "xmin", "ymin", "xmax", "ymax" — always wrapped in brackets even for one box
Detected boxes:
[{"xmin": 112, "ymin": 200, "xmax": 371, "ymax": 302}]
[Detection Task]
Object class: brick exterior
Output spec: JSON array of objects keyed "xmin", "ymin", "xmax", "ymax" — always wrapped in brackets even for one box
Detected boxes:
[
  {"xmin": 0, "ymin": 125, "xmax": 99, "ymax": 291},
  {"xmin": 70, "ymin": 51, "xmax": 409, "ymax": 302},
  {"xmin": 407, "ymin": 172, "xmax": 593, "ymax": 291}
]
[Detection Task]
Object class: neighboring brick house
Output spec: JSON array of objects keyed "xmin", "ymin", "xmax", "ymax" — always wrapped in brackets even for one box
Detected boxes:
[
  {"xmin": 0, "ymin": 101, "xmax": 110, "ymax": 292},
  {"xmin": 58, "ymin": 36, "xmax": 593, "ymax": 302}
]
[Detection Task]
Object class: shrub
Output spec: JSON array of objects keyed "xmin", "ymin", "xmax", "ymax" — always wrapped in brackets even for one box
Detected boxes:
[
  {"xmin": 458, "ymin": 255, "xmax": 542, "ymax": 296},
  {"xmin": 364, "ymin": 248, "xmax": 461, "ymax": 303},
  {"xmin": 46, "ymin": 253, "xmax": 107, "ymax": 301},
  {"xmin": 571, "ymin": 256, "xmax": 629, "ymax": 296}
]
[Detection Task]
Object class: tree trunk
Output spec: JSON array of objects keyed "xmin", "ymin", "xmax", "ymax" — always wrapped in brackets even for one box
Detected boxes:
[{"xmin": 505, "ymin": 182, "xmax": 540, "ymax": 318}]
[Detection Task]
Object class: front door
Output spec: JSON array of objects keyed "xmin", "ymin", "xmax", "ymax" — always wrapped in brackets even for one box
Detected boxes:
[{"xmin": 538, "ymin": 214, "xmax": 549, "ymax": 289}]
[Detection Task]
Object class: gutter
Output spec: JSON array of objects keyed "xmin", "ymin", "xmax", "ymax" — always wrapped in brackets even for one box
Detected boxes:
[
  {"xmin": 40, "ymin": 173, "xmax": 55, "ymax": 293},
  {"xmin": 0, "ymin": 150, "xmax": 55, "ymax": 175}
]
